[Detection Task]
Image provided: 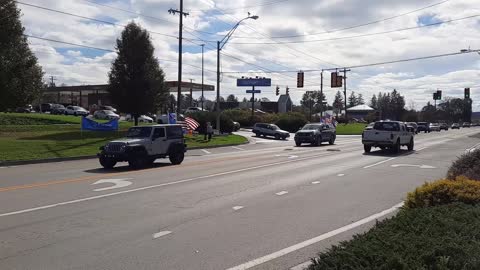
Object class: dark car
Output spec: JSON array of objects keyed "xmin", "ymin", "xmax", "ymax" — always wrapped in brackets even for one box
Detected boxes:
[
  {"xmin": 50, "ymin": 104, "xmax": 66, "ymax": 115},
  {"xmin": 417, "ymin": 122, "xmax": 430, "ymax": 133},
  {"xmin": 252, "ymin": 123, "xmax": 290, "ymax": 140},
  {"xmin": 294, "ymin": 123, "xmax": 336, "ymax": 146},
  {"xmin": 406, "ymin": 122, "xmax": 418, "ymax": 134},
  {"xmin": 451, "ymin": 123, "xmax": 460, "ymax": 129},
  {"xmin": 15, "ymin": 104, "xmax": 34, "ymax": 113},
  {"xmin": 439, "ymin": 123, "xmax": 449, "ymax": 131},
  {"xmin": 40, "ymin": 103, "xmax": 53, "ymax": 112},
  {"xmin": 463, "ymin": 122, "xmax": 471, "ymax": 128}
]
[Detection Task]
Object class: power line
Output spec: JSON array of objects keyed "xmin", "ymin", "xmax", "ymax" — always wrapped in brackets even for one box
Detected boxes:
[
  {"xmin": 221, "ymin": 49, "xmax": 480, "ymax": 73},
  {"xmin": 233, "ymin": 0, "xmax": 452, "ymax": 39},
  {"xmin": 228, "ymin": 14, "xmax": 480, "ymax": 44},
  {"xmin": 16, "ymin": 1, "xmax": 183, "ymax": 39},
  {"xmin": 189, "ymin": 0, "xmax": 291, "ymax": 12},
  {"xmin": 81, "ymin": 0, "xmax": 220, "ymax": 36}
]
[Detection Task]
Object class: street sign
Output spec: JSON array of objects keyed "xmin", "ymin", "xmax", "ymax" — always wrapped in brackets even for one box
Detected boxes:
[
  {"xmin": 246, "ymin": 90, "xmax": 261, "ymax": 94},
  {"xmin": 237, "ymin": 78, "xmax": 271, "ymax": 87}
]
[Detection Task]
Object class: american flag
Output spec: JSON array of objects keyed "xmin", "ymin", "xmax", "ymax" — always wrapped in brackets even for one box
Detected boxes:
[{"xmin": 184, "ymin": 117, "xmax": 200, "ymax": 131}]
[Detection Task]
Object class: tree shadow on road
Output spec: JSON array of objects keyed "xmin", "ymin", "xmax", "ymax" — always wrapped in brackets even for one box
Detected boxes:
[{"xmin": 363, "ymin": 149, "xmax": 419, "ymax": 157}]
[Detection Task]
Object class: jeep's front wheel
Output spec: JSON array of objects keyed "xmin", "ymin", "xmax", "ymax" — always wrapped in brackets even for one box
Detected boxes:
[
  {"xmin": 169, "ymin": 150, "xmax": 184, "ymax": 165},
  {"xmin": 99, "ymin": 156, "xmax": 116, "ymax": 169}
]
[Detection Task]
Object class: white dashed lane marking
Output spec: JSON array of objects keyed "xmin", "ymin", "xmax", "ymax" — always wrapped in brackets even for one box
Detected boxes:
[
  {"xmin": 201, "ymin": 149, "xmax": 211, "ymax": 154},
  {"xmin": 275, "ymin": 191, "xmax": 288, "ymax": 196},
  {"xmin": 153, "ymin": 231, "xmax": 172, "ymax": 239}
]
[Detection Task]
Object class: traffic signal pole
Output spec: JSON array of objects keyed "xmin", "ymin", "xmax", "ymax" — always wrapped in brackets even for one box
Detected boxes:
[{"xmin": 320, "ymin": 71, "xmax": 323, "ymax": 119}]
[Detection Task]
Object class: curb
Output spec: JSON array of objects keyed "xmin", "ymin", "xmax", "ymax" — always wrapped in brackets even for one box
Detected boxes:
[{"xmin": 0, "ymin": 141, "xmax": 250, "ymax": 167}]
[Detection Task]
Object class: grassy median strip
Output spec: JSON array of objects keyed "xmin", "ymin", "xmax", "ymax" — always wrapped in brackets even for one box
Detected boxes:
[
  {"xmin": 335, "ymin": 123, "xmax": 367, "ymax": 135},
  {"xmin": 309, "ymin": 203, "xmax": 480, "ymax": 270}
]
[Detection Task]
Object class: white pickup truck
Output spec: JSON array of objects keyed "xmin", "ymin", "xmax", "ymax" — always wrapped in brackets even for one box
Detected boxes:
[{"xmin": 362, "ymin": 121, "xmax": 414, "ymax": 153}]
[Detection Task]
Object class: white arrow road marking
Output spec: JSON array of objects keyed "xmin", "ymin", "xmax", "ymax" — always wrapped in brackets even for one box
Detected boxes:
[
  {"xmin": 201, "ymin": 149, "xmax": 211, "ymax": 154},
  {"xmin": 391, "ymin": 164, "xmax": 436, "ymax": 169},
  {"xmin": 91, "ymin": 178, "xmax": 133, "ymax": 192},
  {"xmin": 276, "ymin": 191, "xmax": 288, "ymax": 196},
  {"xmin": 275, "ymin": 154, "xmax": 298, "ymax": 159},
  {"xmin": 232, "ymin": 206, "xmax": 244, "ymax": 211},
  {"xmin": 153, "ymin": 231, "xmax": 172, "ymax": 239}
]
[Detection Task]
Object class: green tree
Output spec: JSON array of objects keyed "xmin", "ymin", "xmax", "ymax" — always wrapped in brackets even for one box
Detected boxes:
[
  {"xmin": 348, "ymin": 91, "xmax": 357, "ymax": 108},
  {"xmin": 226, "ymin": 94, "xmax": 238, "ymax": 102},
  {"xmin": 332, "ymin": 91, "xmax": 344, "ymax": 117},
  {"xmin": 370, "ymin": 94, "xmax": 377, "ymax": 109},
  {"xmin": 357, "ymin": 93, "xmax": 365, "ymax": 105},
  {"xmin": 107, "ymin": 22, "xmax": 168, "ymax": 125},
  {"xmin": 0, "ymin": 0, "xmax": 44, "ymax": 111},
  {"xmin": 300, "ymin": 91, "xmax": 326, "ymax": 115}
]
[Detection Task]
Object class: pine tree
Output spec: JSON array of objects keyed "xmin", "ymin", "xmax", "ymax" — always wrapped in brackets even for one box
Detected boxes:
[
  {"xmin": 370, "ymin": 94, "xmax": 377, "ymax": 109},
  {"xmin": 348, "ymin": 91, "xmax": 357, "ymax": 108},
  {"xmin": 0, "ymin": 0, "xmax": 44, "ymax": 111},
  {"xmin": 332, "ymin": 91, "xmax": 344, "ymax": 117},
  {"xmin": 357, "ymin": 93, "xmax": 365, "ymax": 105},
  {"xmin": 108, "ymin": 22, "xmax": 168, "ymax": 125}
]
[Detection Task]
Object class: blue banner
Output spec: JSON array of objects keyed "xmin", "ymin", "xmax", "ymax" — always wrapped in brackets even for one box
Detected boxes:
[
  {"xmin": 81, "ymin": 117, "xmax": 118, "ymax": 131},
  {"xmin": 168, "ymin": 113, "xmax": 177, "ymax": 124},
  {"xmin": 237, "ymin": 78, "xmax": 271, "ymax": 87}
]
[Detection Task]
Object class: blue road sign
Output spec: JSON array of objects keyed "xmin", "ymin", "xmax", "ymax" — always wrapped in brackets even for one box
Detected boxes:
[
  {"xmin": 237, "ymin": 78, "xmax": 271, "ymax": 87},
  {"xmin": 246, "ymin": 90, "xmax": 261, "ymax": 94}
]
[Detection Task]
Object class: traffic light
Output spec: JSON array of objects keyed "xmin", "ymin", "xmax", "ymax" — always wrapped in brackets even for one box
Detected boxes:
[
  {"xmin": 433, "ymin": 92, "xmax": 438, "ymax": 100},
  {"xmin": 465, "ymin": 88, "xmax": 471, "ymax": 99},
  {"xmin": 437, "ymin": 90, "xmax": 442, "ymax": 100},
  {"xmin": 286, "ymin": 86, "xmax": 289, "ymax": 96},
  {"xmin": 276, "ymin": 86, "xmax": 279, "ymax": 96},
  {"xmin": 331, "ymin": 72, "xmax": 343, "ymax": 88},
  {"xmin": 297, "ymin": 72, "xmax": 304, "ymax": 88}
]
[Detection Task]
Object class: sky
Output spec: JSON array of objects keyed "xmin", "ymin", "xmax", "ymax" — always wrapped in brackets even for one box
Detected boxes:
[{"xmin": 18, "ymin": 0, "xmax": 480, "ymax": 111}]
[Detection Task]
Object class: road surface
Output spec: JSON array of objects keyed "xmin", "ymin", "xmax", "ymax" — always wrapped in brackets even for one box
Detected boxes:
[{"xmin": 0, "ymin": 128, "xmax": 479, "ymax": 270}]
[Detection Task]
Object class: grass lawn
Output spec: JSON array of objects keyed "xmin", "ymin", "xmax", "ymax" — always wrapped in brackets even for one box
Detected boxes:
[
  {"xmin": 309, "ymin": 203, "xmax": 480, "ymax": 270},
  {"xmin": 0, "ymin": 113, "xmax": 248, "ymax": 162},
  {"xmin": 335, "ymin": 123, "xmax": 367, "ymax": 135}
]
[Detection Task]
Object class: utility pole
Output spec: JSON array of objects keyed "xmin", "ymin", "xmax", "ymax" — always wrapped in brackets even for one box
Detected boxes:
[
  {"xmin": 49, "ymin": 76, "xmax": 56, "ymax": 87},
  {"xmin": 320, "ymin": 71, "xmax": 323, "ymax": 119},
  {"xmin": 189, "ymin": 79, "xmax": 194, "ymax": 107},
  {"xmin": 168, "ymin": 1, "xmax": 189, "ymax": 116},
  {"xmin": 201, "ymin": 44, "xmax": 205, "ymax": 111},
  {"xmin": 343, "ymin": 68, "xmax": 351, "ymax": 122},
  {"xmin": 251, "ymin": 86, "xmax": 256, "ymax": 119}
]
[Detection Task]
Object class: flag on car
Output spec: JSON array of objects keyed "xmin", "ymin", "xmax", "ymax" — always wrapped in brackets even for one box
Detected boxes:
[{"xmin": 184, "ymin": 117, "xmax": 200, "ymax": 131}]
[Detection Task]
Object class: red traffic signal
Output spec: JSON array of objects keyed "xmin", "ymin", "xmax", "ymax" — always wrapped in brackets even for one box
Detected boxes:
[
  {"xmin": 465, "ymin": 88, "xmax": 471, "ymax": 99},
  {"xmin": 331, "ymin": 72, "xmax": 343, "ymax": 88},
  {"xmin": 297, "ymin": 72, "xmax": 304, "ymax": 88},
  {"xmin": 286, "ymin": 86, "xmax": 289, "ymax": 96},
  {"xmin": 276, "ymin": 86, "xmax": 280, "ymax": 96}
]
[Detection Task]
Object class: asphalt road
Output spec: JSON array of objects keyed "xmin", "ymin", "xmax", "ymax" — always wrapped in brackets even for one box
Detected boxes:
[{"xmin": 0, "ymin": 128, "xmax": 479, "ymax": 270}]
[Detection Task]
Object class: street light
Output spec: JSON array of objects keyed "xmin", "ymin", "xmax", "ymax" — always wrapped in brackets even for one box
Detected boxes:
[{"xmin": 216, "ymin": 14, "xmax": 259, "ymax": 133}]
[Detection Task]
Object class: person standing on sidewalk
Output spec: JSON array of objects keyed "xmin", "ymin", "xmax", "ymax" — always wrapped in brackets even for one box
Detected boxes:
[{"xmin": 204, "ymin": 122, "xmax": 213, "ymax": 141}]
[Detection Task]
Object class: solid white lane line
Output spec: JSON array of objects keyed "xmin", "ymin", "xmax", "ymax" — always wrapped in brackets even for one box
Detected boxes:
[
  {"xmin": 363, "ymin": 157, "xmax": 396, "ymax": 169},
  {"xmin": 153, "ymin": 231, "xmax": 172, "ymax": 239},
  {"xmin": 232, "ymin": 146, "xmax": 245, "ymax": 151},
  {"xmin": 201, "ymin": 149, "xmax": 211, "ymax": 154},
  {"xmin": 416, "ymin": 147, "xmax": 427, "ymax": 151},
  {"xmin": 233, "ymin": 206, "xmax": 244, "ymax": 211},
  {"xmin": 225, "ymin": 202, "xmax": 404, "ymax": 270},
  {"xmin": 276, "ymin": 191, "xmax": 288, "ymax": 196},
  {"xmin": 337, "ymin": 174, "xmax": 345, "ymax": 177},
  {"xmin": 0, "ymin": 151, "xmax": 339, "ymax": 218},
  {"xmin": 311, "ymin": 181, "xmax": 320, "ymax": 185}
]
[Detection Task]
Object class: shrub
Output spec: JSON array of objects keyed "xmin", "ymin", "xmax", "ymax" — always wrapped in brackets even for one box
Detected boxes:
[
  {"xmin": 186, "ymin": 112, "xmax": 234, "ymax": 134},
  {"xmin": 405, "ymin": 177, "xmax": 480, "ymax": 208},
  {"xmin": 447, "ymin": 149, "xmax": 480, "ymax": 181},
  {"xmin": 274, "ymin": 112, "xmax": 307, "ymax": 132},
  {"xmin": 309, "ymin": 203, "xmax": 480, "ymax": 270}
]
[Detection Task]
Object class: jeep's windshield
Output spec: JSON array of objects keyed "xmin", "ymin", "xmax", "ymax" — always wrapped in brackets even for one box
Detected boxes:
[
  {"xmin": 126, "ymin": 127, "xmax": 152, "ymax": 138},
  {"xmin": 302, "ymin": 124, "xmax": 321, "ymax": 130}
]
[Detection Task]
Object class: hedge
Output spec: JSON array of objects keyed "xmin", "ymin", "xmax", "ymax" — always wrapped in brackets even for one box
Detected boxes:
[
  {"xmin": 309, "ymin": 203, "xmax": 480, "ymax": 270},
  {"xmin": 447, "ymin": 149, "xmax": 480, "ymax": 181},
  {"xmin": 185, "ymin": 112, "xmax": 234, "ymax": 134},
  {"xmin": 405, "ymin": 177, "xmax": 480, "ymax": 208}
]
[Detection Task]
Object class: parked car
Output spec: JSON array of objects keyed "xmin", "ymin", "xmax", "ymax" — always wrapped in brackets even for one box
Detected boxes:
[
  {"xmin": 39, "ymin": 103, "xmax": 54, "ymax": 112},
  {"xmin": 65, "ymin": 105, "xmax": 89, "ymax": 116},
  {"xmin": 99, "ymin": 105, "xmax": 117, "ymax": 113},
  {"xmin": 429, "ymin": 123, "xmax": 441, "ymax": 132},
  {"xmin": 294, "ymin": 123, "xmax": 336, "ymax": 146},
  {"xmin": 125, "ymin": 114, "xmax": 154, "ymax": 123},
  {"xmin": 439, "ymin": 123, "xmax": 449, "ymax": 131},
  {"xmin": 463, "ymin": 122, "xmax": 471, "ymax": 128},
  {"xmin": 417, "ymin": 122, "xmax": 430, "ymax": 133},
  {"xmin": 50, "ymin": 104, "xmax": 66, "ymax": 115},
  {"xmin": 15, "ymin": 104, "xmax": 34, "ymax": 113},
  {"xmin": 185, "ymin": 107, "xmax": 206, "ymax": 114},
  {"xmin": 157, "ymin": 114, "xmax": 185, "ymax": 124},
  {"xmin": 364, "ymin": 123, "xmax": 375, "ymax": 131},
  {"xmin": 94, "ymin": 110, "xmax": 120, "ymax": 120},
  {"xmin": 98, "ymin": 124, "xmax": 186, "ymax": 169},
  {"xmin": 252, "ymin": 123, "xmax": 290, "ymax": 140},
  {"xmin": 406, "ymin": 122, "xmax": 418, "ymax": 134},
  {"xmin": 451, "ymin": 123, "xmax": 460, "ymax": 129},
  {"xmin": 233, "ymin": 121, "xmax": 241, "ymax": 132},
  {"xmin": 362, "ymin": 121, "xmax": 414, "ymax": 153}
]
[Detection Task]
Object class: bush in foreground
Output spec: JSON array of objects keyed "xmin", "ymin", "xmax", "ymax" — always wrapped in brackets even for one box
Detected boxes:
[
  {"xmin": 309, "ymin": 203, "xmax": 480, "ymax": 270},
  {"xmin": 447, "ymin": 149, "xmax": 480, "ymax": 181},
  {"xmin": 405, "ymin": 178, "xmax": 480, "ymax": 208},
  {"xmin": 275, "ymin": 112, "xmax": 307, "ymax": 133}
]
